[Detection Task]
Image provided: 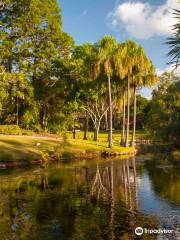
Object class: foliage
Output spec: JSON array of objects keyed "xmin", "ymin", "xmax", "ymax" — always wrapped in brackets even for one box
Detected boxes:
[
  {"xmin": 146, "ymin": 73, "xmax": 180, "ymax": 144},
  {"xmin": 0, "ymin": 125, "xmax": 22, "ymax": 135},
  {"xmin": 0, "ymin": 0, "xmax": 159, "ymax": 149},
  {"xmin": 166, "ymin": 9, "xmax": 180, "ymax": 68}
]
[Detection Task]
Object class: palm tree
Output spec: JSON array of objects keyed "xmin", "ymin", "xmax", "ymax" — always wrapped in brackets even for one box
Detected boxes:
[
  {"xmin": 131, "ymin": 62, "xmax": 157, "ymax": 147},
  {"xmin": 95, "ymin": 36, "xmax": 118, "ymax": 148},
  {"xmin": 130, "ymin": 46, "xmax": 151, "ymax": 147},
  {"xmin": 166, "ymin": 9, "xmax": 180, "ymax": 69},
  {"xmin": 121, "ymin": 41, "xmax": 139, "ymax": 147},
  {"xmin": 114, "ymin": 43, "xmax": 127, "ymax": 146}
]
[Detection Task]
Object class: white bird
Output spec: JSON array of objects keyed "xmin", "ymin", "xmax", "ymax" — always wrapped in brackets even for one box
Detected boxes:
[{"xmin": 36, "ymin": 142, "xmax": 41, "ymax": 147}]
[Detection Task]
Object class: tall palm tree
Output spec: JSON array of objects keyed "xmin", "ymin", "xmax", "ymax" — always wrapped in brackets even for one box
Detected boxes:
[
  {"xmin": 166, "ymin": 9, "xmax": 180, "ymax": 69},
  {"xmin": 131, "ymin": 62, "xmax": 157, "ymax": 147},
  {"xmin": 95, "ymin": 36, "xmax": 118, "ymax": 148},
  {"xmin": 121, "ymin": 41, "xmax": 139, "ymax": 147},
  {"xmin": 114, "ymin": 43, "xmax": 127, "ymax": 146},
  {"xmin": 130, "ymin": 46, "xmax": 152, "ymax": 147}
]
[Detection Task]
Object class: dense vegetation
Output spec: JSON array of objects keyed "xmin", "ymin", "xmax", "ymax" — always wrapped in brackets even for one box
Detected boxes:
[
  {"xmin": 146, "ymin": 72, "xmax": 180, "ymax": 145},
  {"xmin": 0, "ymin": 0, "xmax": 179, "ymax": 150}
]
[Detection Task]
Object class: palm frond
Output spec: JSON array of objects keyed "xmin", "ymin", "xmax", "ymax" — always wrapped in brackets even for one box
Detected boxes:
[{"xmin": 166, "ymin": 9, "xmax": 180, "ymax": 68}]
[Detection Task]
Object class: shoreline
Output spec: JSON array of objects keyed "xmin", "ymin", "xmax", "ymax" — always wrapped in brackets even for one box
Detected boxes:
[{"xmin": 0, "ymin": 149, "xmax": 137, "ymax": 169}]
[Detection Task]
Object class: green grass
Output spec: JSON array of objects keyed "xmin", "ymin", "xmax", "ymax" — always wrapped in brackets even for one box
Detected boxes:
[
  {"xmin": 66, "ymin": 129, "xmax": 148, "ymax": 142},
  {"xmin": 0, "ymin": 135, "xmax": 61, "ymax": 162},
  {"xmin": 53, "ymin": 135, "xmax": 135, "ymax": 160},
  {"xmin": 0, "ymin": 131, "xmax": 139, "ymax": 162}
]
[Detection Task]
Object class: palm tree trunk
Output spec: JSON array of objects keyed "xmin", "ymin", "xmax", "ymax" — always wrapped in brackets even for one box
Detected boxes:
[
  {"xmin": 16, "ymin": 95, "xmax": 19, "ymax": 126},
  {"xmin": 131, "ymin": 85, "xmax": 136, "ymax": 147},
  {"xmin": 73, "ymin": 128, "xmax": 76, "ymax": 139},
  {"xmin": 108, "ymin": 75, "xmax": 113, "ymax": 148},
  {"xmin": 120, "ymin": 90, "xmax": 126, "ymax": 146},
  {"xmin": 83, "ymin": 111, "xmax": 89, "ymax": 140},
  {"xmin": 105, "ymin": 111, "xmax": 108, "ymax": 130},
  {"xmin": 125, "ymin": 72, "xmax": 130, "ymax": 147}
]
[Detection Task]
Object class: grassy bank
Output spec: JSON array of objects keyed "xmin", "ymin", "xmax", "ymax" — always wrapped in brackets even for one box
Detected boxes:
[
  {"xmin": 53, "ymin": 138, "xmax": 135, "ymax": 159},
  {"xmin": 0, "ymin": 135, "xmax": 61, "ymax": 162},
  {"xmin": 0, "ymin": 134, "xmax": 136, "ymax": 165}
]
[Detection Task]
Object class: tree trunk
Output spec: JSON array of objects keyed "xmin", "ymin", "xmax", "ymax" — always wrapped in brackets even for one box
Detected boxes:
[
  {"xmin": 83, "ymin": 111, "xmax": 89, "ymax": 140},
  {"xmin": 131, "ymin": 85, "xmax": 136, "ymax": 147},
  {"xmin": 93, "ymin": 127, "xmax": 99, "ymax": 142},
  {"xmin": 16, "ymin": 96, "xmax": 19, "ymax": 126},
  {"xmin": 73, "ymin": 128, "xmax": 76, "ymax": 139},
  {"xmin": 108, "ymin": 75, "xmax": 113, "ymax": 148},
  {"xmin": 125, "ymin": 72, "xmax": 130, "ymax": 147},
  {"xmin": 105, "ymin": 111, "xmax": 108, "ymax": 130},
  {"xmin": 120, "ymin": 90, "xmax": 126, "ymax": 146}
]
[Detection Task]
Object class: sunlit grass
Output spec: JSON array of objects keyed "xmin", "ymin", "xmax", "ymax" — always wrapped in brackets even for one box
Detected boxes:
[
  {"xmin": 0, "ymin": 131, "xmax": 140, "ymax": 162},
  {"xmin": 0, "ymin": 135, "xmax": 61, "ymax": 162}
]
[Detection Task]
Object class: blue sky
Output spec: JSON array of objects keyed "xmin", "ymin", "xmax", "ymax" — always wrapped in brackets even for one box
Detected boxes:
[{"xmin": 58, "ymin": 0, "xmax": 179, "ymax": 98}]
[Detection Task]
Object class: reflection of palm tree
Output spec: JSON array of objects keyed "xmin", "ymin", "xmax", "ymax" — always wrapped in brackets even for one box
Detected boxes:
[
  {"xmin": 132, "ymin": 157, "xmax": 137, "ymax": 210},
  {"xmin": 41, "ymin": 176, "xmax": 49, "ymax": 190},
  {"xmin": 122, "ymin": 162, "xmax": 128, "ymax": 207},
  {"xmin": 110, "ymin": 162, "xmax": 115, "ymax": 240}
]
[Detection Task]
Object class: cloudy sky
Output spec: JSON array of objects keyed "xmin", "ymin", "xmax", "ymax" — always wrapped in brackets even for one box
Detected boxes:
[{"xmin": 59, "ymin": 0, "xmax": 180, "ymax": 98}]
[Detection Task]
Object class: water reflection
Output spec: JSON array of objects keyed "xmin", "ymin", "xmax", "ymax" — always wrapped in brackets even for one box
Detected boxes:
[{"xmin": 0, "ymin": 157, "xmax": 179, "ymax": 239}]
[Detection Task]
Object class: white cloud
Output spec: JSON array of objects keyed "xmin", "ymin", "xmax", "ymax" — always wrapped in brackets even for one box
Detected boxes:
[
  {"xmin": 156, "ymin": 65, "xmax": 180, "ymax": 76},
  {"xmin": 109, "ymin": 0, "xmax": 179, "ymax": 39}
]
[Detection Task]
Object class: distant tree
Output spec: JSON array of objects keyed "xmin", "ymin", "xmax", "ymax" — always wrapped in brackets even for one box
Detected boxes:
[{"xmin": 146, "ymin": 74, "xmax": 180, "ymax": 145}]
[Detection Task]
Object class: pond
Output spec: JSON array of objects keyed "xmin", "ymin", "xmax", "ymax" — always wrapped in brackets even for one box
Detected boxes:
[{"xmin": 0, "ymin": 156, "xmax": 179, "ymax": 240}]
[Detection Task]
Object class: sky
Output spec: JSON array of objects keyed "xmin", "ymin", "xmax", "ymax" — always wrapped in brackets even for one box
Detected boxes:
[{"xmin": 58, "ymin": 0, "xmax": 180, "ymax": 98}]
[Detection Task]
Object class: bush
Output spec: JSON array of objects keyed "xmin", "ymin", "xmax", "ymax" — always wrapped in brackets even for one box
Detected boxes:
[
  {"xmin": 0, "ymin": 125, "xmax": 22, "ymax": 135},
  {"xmin": 21, "ymin": 129, "xmax": 34, "ymax": 136}
]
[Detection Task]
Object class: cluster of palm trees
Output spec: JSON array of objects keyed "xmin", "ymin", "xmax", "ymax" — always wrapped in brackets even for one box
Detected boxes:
[{"xmin": 94, "ymin": 36, "xmax": 157, "ymax": 148}]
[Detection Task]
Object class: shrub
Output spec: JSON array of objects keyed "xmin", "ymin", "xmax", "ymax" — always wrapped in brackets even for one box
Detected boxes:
[
  {"xmin": 21, "ymin": 129, "xmax": 34, "ymax": 136},
  {"xmin": 0, "ymin": 125, "xmax": 22, "ymax": 135}
]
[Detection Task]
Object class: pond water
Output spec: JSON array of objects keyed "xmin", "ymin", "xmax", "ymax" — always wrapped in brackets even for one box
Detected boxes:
[{"xmin": 0, "ymin": 156, "xmax": 179, "ymax": 240}]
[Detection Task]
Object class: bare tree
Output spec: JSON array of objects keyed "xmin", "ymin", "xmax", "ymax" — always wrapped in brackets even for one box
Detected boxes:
[{"xmin": 82, "ymin": 100, "xmax": 109, "ymax": 142}]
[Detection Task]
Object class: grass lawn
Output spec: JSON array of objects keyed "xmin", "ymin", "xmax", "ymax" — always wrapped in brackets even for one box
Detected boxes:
[
  {"xmin": 66, "ymin": 129, "xmax": 148, "ymax": 142},
  {"xmin": 55, "ymin": 138, "xmax": 134, "ymax": 159},
  {"xmin": 0, "ymin": 135, "xmax": 61, "ymax": 162},
  {"xmin": 0, "ymin": 131, "xmax": 138, "ymax": 163}
]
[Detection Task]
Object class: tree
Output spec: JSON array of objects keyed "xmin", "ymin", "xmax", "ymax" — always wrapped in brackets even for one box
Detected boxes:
[
  {"xmin": 114, "ymin": 43, "xmax": 128, "ymax": 146},
  {"xmin": 133, "ymin": 95, "xmax": 149, "ymax": 130},
  {"xmin": 146, "ymin": 73, "xmax": 180, "ymax": 145},
  {"xmin": 130, "ymin": 47, "xmax": 157, "ymax": 146},
  {"xmin": 0, "ymin": 66, "xmax": 8, "ymax": 116},
  {"xmin": 95, "ymin": 36, "xmax": 118, "ymax": 148},
  {"xmin": 81, "ymin": 90, "xmax": 109, "ymax": 142},
  {"xmin": 73, "ymin": 43, "xmax": 97, "ymax": 140},
  {"xmin": 115, "ymin": 41, "xmax": 139, "ymax": 147},
  {"xmin": 166, "ymin": 9, "xmax": 180, "ymax": 69},
  {"xmin": 0, "ymin": 0, "xmax": 74, "ymax": 132}
]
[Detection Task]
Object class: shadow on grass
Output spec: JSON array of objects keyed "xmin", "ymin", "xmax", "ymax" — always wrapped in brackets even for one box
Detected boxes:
[
  {"xmin": 0, "ymin": 147, "xmax": 42, "ymax": 162},
  {"xmin": 0, "ymin": 139, "xmax": 26, "ymax": 146}
]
